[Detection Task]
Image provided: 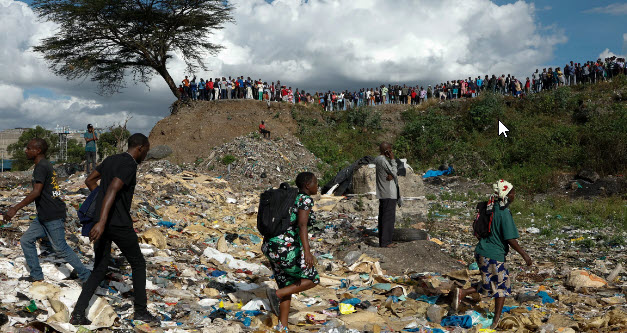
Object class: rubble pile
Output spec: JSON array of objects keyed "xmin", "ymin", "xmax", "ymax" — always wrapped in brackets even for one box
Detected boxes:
[
  {"xmin": 201, "ymin": 133, "xmax": 323, "ymax": 191},
  {"xmin": 0, "ymin": 163, "xmax": 625, "ymax": 333}
]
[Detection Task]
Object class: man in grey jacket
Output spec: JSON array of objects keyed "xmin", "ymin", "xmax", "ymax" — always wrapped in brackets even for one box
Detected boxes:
[{"xmin": 375, "ymin": 142, "xmax": 401, "ymax": 248}]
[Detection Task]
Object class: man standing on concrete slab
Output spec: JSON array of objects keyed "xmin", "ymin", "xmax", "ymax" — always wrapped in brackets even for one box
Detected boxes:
[
  {"xmin": 3, "ymin": 138, "xmax": 91, "ymax": 283},
  {"xmin": 70, "ymin": 133, "xmax": 158, "ymax": 325},
  {"xmin": 375, "ymin": 142, "xmax": 401, "ymax": 248},
  {"xmin": 84, "ymin": 124, "xmax": 98, "ymax": 174}
]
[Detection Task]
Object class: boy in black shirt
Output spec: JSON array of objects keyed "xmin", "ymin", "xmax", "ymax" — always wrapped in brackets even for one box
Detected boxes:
[
  {"xmin": 70, "ymin": 134, "xmax": 158, "ymax": 325},
  {"xmin": 3, "ymin": 139, "xmax": 91, "ymax": 283}
]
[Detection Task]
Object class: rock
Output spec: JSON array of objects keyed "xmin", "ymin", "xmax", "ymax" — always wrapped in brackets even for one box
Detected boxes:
[
  {"xmin": 141, "ymin": 228, "xmax": 168, "ymax": 249},
  {"xmin": 146, "ymin": 145, "xmax": 173, "ymax": 160},
  {"xmin": 576, "ymin": 169, "xmax": 600, "ymax": 183}
]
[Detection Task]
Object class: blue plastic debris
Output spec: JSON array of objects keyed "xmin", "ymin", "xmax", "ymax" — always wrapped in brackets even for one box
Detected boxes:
[
  {"xmin": 340, "ymin": 298, "xmax": 361, "ymax": 305},
  {"xmin": 210, "ymin": 270, "xmax": 228, "ymax": 277},
  {"xmin": 537, "ymin": 291, "xmax": 555, "ymax": 304},
  {"xmin": 441, "ymin": 315, "xmax": 473, "ymax": 328},
  {"xmin": 415, "ymin": 295, "xmax": 439, "ymax": 304},
  {"xmin": 158, "ymin": 221, "xmax": 176, "ymax": 228}
]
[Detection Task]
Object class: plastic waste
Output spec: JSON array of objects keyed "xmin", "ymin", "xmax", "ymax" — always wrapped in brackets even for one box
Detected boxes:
[
  {"xmin": 339, "ymin": 303, "xmax": 356, "ymax": 315},
  {"xmin": 24, "ymin": 300, "xmax": 38, "ymax": 312},
  {"xmin": 343, "ymin": 251, "xmax": 362, "ymax": 266},
  {"xmin": 427, "ymin": 304, "xmax": 445, "ymax": 323}
]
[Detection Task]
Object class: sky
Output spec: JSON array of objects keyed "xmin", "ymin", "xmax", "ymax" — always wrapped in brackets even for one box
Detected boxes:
[{"xmin": 0, "ymin": 0, "xmax": 625, "ymax": 135}]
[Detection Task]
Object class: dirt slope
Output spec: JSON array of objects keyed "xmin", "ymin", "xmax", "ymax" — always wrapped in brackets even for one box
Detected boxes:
[{"xmin": 149, "ymin": 100, "xmax": 300, "ymax": 163}]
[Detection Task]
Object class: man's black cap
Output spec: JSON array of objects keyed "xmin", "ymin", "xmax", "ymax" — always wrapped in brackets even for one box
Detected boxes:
[{"xmin": 87, "ymin": 124, "xmax": 93, "ymax": 128}]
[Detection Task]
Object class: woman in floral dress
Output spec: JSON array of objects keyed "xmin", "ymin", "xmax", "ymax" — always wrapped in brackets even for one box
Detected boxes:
[{"xmin": 263, "ymin": 172, "xmax": 320, "ymax": 332}]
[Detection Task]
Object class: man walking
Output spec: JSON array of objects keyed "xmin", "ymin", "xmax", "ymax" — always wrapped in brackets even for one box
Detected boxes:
[
  {"xmin": 84, "ymin": 124, "xmax": 98, "ymax": 174},
  {"xmin": 375, "ymin": 142, "xmax": 401, "ymax": 248},
  {"xmin": 70, "ymin": 134, "xmax": 158, "ymax": 325},
  {"xmin": 3, "ymin": 138, "xmax": 91, "ymax": 283}
]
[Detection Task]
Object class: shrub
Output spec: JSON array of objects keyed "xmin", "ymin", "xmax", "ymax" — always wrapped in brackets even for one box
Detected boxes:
[
  {"xmin": 468, "ymin": 92, "xmax": 505, "ymax": 131},
  {"xmin": 221, "ymin": 154, "xmax": 236, "ymax": 165},
  {"xmin": 346, "ymin": 106, "xmax": 382, "ymax": 130}
]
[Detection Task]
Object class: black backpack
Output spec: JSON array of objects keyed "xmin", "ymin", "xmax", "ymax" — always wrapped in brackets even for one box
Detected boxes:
[
  {"xmin": 257, "ymin": 183, "xmax": 299, "ymax": 239},
  {"xmin": 473, "ymin": 198, "xmax": 495, "ymax": 239}
]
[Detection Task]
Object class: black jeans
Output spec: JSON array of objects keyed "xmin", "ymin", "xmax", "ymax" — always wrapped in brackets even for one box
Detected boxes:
[
  {"xmin": 74, "ymin": 225, "xmax": 147, "ymax": 313},
  {"xmin": 378, "ymin": 199, "xmax": 397, "ymax": 247}
]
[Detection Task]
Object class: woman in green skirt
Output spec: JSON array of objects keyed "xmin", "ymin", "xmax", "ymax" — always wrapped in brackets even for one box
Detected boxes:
[{"xmin": 263, "ymin": 172, "xmax": 320, "ymax": 332}]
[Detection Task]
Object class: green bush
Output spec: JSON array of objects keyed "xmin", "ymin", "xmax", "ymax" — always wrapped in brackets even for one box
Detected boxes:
[
  {"xmin": 468, "ymin": 92, "xmax": 505, "ymax": 131},
  {"xmin": 346, "ymin": 106, "xmax": 382, "ymax": 130},
  {"xmin": 221, "ymin": 155, "xmax": 236, "ymax": 165}
]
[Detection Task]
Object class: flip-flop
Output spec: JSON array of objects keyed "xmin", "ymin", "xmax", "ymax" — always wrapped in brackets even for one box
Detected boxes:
[
  {"xmin": 266, "ymin": 288, "xmax": 280, "ymax": 317},
  {"xmin": 452, "ymin": 287, "xmax": 460, "ymax": 313}
]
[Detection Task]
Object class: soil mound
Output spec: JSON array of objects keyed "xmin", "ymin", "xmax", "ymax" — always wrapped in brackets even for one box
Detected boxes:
[{"xmin": 149, "ymin": 100, "xmax": 300, "ymax": 163}]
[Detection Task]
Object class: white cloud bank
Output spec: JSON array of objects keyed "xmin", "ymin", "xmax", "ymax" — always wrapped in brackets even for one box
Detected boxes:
[
  {"xmin": 584, "ymin": 3, "xmax": 627, "ymax": 15},
  {"xmin": 1, "ymin": 0, "xmax": 570, "ymax": 133}
]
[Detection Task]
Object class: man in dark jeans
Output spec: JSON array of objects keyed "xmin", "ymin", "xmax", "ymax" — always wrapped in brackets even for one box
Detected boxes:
[
  {"xmin": 374, "ymin": 142, "xmax": 401, "ymax": 248},
  {"xmin": 70, "ymin": 134, "xmax": 157, "ymax": 325}
]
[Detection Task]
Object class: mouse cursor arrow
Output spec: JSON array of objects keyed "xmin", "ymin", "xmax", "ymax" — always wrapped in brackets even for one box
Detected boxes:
[{"xmin": 498, "ymin": 121, "xmax": 509, "ymax": 138}]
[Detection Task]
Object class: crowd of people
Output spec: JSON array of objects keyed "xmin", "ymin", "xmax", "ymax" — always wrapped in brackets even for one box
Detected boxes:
[{"xmin": 180, "ymin": 56, "xmax": 626, "ymax": 110}]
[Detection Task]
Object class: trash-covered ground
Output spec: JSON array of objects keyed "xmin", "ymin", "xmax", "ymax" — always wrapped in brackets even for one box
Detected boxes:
[
  {"xmin": 0, "ymin": 161, "xmax": 625, "ymax": 333},
  {"xmin": 199, "ymin": 133, "xmax": 322, "ymax": 192}
]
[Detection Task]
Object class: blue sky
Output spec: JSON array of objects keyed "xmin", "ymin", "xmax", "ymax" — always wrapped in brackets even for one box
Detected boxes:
[
  {"xmin": 493, "ymin": 0, "xmax": 626, "ymax": 66},
  {"xmin": 2, "ymin": 0, "xmax": 625, "ymax": 134}
]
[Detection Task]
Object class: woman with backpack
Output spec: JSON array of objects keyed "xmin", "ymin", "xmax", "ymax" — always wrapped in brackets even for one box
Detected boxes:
[
  {"xmin": 452, "ymin": 179, "xmax": 532, "ymax": 330},
  {"xmin": 264, "ymin": 172, "xmax": 320, "ymax": 332}
]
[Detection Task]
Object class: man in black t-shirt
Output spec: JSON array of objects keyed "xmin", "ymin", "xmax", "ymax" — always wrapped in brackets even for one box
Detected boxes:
[
  {"xmin": 70, "ymin": 133, "xmax": 159, "ymax": 325},
  {"xmin": 3, "ymin": 139, "xmax": 91, "ymax": 283}
]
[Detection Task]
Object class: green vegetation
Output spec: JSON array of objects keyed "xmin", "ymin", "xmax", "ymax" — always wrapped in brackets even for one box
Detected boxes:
[
  {"xmin": 289, "ymin": 78, "xmax": 626, "ymax": 232},
  {"xmin": 7, "ymin": 126, "xmax": 83, "ymax": 170},
  {"xmin": 96, "ymin": 126, "xmax": 131, "ymax": 160},
  {"xmin": 511, "ymin": 196, "xmax": 627, "ymax": 232},
  {"xmin": 292, "ymin": 105, "xmax": 383, "ymax": 184},
  {"xmin": 221, "ymin": 154, "xmax": 237, "ymax": 165},
  {"xmin": 395, "ymin": 77, "xmax": 627, "ymax": 193}
]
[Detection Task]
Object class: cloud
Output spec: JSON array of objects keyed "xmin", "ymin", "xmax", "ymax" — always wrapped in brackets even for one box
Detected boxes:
[
  {"xmin": 1, "ymin": 0, "xmax": 567, "ymax": 134},
  {"xmin": 584, "ymin": 3, "xmax": 627, "ymax": 15},
  {"xmin": 599, "ymin": 48, "xmax": 625, "ymax": 60}
]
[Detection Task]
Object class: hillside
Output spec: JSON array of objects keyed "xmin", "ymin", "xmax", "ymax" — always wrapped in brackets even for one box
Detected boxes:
[
  {"xmin": 150, "ymin": 77, "xmax": 627, "ymax": 195},
  {"xmin": 149, "ymin": 100, "xmax": 301, "ymax": 163}
]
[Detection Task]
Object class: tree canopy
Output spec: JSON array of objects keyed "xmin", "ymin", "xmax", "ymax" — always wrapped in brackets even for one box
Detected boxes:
[
  {"xmin": 7, "ymin": 126, "xmax": 59, "ymax": 170},
  {"xmin": 32, "ymin": 0, "xmax": 233, "ymax": 98}
]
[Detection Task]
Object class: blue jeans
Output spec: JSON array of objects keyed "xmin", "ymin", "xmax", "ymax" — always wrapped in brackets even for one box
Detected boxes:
[{"xmin": 21, "ymin": 218, "xmax": 91, "ymax": 281}]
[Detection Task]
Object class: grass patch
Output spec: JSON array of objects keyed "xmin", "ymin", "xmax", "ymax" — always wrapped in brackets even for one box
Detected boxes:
[{"xmin": 510, "ymin": 196, "xmax": 627, "ymax": 232}]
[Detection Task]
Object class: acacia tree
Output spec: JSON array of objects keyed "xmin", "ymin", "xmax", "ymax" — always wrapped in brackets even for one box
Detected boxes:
[{"xmin": 32, "ymin": 0, "xmax": 233, "ymax": 99}]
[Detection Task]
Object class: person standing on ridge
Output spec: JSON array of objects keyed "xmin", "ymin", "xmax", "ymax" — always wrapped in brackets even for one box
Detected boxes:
[{"xmin": 84, "ymin": 124, "xmax": 98, "ymax": 174}]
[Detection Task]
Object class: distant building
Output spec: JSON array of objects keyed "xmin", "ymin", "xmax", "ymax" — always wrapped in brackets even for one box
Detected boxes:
[{"xmin": 0, "ymin": 128, "xmax": 28, "ymax": 159}]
